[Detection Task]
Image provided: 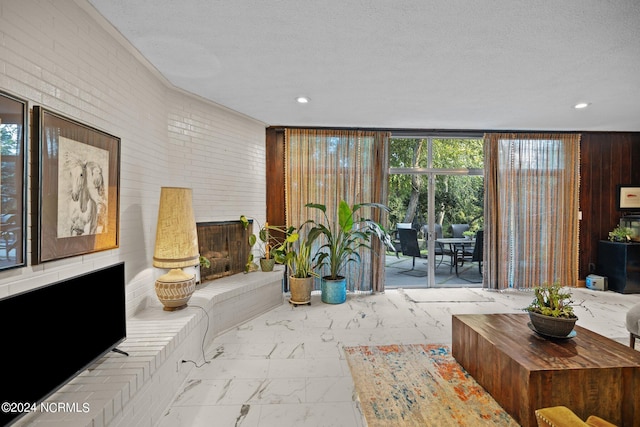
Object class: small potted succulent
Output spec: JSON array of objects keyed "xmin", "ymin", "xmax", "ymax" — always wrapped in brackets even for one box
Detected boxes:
[{"xmin": 524, "ymin": 282, "xmax": 578, "ymax": 338}]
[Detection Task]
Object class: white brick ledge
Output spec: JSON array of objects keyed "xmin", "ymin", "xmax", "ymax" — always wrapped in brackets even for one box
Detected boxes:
[{"xmin": 15, "ymin": 268, "xmax": 285, "ymax": 427}]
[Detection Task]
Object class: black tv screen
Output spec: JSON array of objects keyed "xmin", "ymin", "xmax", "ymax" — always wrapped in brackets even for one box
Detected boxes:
[{"xmin": 0, "ymin": 262, "xmax": 126, "ymax": 426}]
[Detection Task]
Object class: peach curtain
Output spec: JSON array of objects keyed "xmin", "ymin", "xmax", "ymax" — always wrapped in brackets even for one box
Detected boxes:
[
  {"xmin": 285, "ymin": 128, "xmax": 390, "ymax": 293},
  {"xmin": 484, "ymin": 133, "xmax": 580, "ymax": 290}
]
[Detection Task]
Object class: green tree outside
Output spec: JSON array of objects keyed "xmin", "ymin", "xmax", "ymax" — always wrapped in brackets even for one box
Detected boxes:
[
  {"xmin": 388, "ymin": 138, "xmax": 484, "ymax": 237},
  {"xmin": 1, "ymin": 124, "xmax": 21, "ymax": 213}
]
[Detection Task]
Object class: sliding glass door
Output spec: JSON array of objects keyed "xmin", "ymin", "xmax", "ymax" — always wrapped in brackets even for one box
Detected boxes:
[{"xmin": 387, "ymin": 135, "xmax": 484, "ymax": 287}]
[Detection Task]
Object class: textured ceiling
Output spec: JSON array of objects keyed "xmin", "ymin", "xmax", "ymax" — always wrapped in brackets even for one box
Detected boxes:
[{"xmin": 86, "ymin": 0, "xmax": 640, "ymax": 131}]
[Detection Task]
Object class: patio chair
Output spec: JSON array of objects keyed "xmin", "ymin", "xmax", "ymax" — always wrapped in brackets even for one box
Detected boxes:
[
  {"xmin": 471, "ymin": 230, "xmax": 484, "ymax": 275},
  {"xmin": 454, "ymin": 230, "xmax": 483, "ymax": 270},
  {"xmin": 452, "ymin": 230, "xmax": 483, "ymax": 281},
  {"xmin": 391, "ymin": 222, "xmax": 413, "ymax": 256},
  {"xmin": 450, "ymin": 223, "xmax": 472, "ymax": 265},
  {"xmin": 450, "ymin": 223, "xmax": 470, "ymax": 238},
  {"xmin": 397, "ymin": 228, "xmax": 427, "ymax": 271}
]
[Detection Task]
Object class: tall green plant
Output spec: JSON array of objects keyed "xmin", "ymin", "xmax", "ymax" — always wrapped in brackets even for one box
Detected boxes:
[{"xmin": 306, "ymin": 200, "xmax": 395, "ymax": 280}]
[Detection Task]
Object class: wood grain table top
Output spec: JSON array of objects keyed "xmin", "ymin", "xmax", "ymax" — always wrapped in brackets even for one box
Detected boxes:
[{"xmin": 452, "ymin": 313, "xmax": 640, "ymax": 370}]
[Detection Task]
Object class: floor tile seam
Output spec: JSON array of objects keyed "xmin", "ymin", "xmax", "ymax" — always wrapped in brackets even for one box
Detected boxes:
[
  {"xmin": 198, "ymin": 356, "xmax": 348, "ymax": 362},
  {"xmin": 189, "ymin": 373, "xmax": 352, "ymax": 381},
  {"xmin": 172, "ymin": 377, "xmax": 355, "ymax": 408}
]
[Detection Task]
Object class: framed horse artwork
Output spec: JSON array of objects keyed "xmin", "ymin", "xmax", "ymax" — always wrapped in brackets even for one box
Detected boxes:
[{"xmin": 32, "ymin": 106, "xmax": 120, "ymax": 263}]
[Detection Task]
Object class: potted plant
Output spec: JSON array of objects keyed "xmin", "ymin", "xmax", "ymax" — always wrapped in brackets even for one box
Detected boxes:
[
  {"xmin": 256, "ymin": 221, "xmax": 319, "ymax": 305},
  {"xmin": 609, "ymin": 225, "xmax": 633, "ymax": 242},
  {"xmin": 524, "ymin": 282, "xmax": 578, "ymax": 338},
  {"xmin": 305, "ymin": 200, "xmax": 395, "ymax": 304},
  {"xmin": 283, "ymin": 232, "xmax": 319, "ymax": 306},
  {"xmin": 240, "ymin": 215, "xmax": 290, "ymax": 272}
]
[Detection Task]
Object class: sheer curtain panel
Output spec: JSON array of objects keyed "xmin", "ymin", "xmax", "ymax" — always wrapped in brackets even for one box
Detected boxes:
[
  {"xmin": 484, "ymin": 133, "xmax": 580, "ymax": 290},
  {"xmin": 285, "ymin": 129, "xmax": 390, "ymax": 293}
]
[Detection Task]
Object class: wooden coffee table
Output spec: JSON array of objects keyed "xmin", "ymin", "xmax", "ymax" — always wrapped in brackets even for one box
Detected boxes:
[{"xmin": 452, "ymin": 313, "xmax": 640, "ymax": 427}]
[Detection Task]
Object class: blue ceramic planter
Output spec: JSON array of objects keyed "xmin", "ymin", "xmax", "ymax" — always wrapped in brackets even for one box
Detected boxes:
[{"xmin": 321, "ymin": 277, "xmax": 347, "ymax": 304}]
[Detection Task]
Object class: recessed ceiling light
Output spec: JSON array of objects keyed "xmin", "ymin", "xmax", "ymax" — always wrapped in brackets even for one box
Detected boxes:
[
  {"xmin": 574, "ymin": 102, "xmax": 590, "ymax": 109},
  {"xmin": 296, "ymin": 96, "xmax": 310, "ymax": 104}
]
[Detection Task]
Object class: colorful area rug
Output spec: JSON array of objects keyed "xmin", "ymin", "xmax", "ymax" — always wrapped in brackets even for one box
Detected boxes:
[{"xmin": 343, "ymin": 344, "xmax": 518, "ymax": 426}]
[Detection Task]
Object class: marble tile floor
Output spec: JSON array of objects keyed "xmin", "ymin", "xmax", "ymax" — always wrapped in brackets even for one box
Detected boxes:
[{"xmin": 156, "ymin": 287, "xmax": 640, "ymax": 427}]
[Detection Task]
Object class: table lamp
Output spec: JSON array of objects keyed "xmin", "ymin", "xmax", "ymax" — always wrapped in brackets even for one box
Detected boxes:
[{"xmin": 153, "ymin": 187, "xmax": 200, "ymax": 311}]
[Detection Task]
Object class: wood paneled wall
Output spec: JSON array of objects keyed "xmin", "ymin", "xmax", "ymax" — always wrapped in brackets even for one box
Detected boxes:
[
  {"xmin": 266, "ymin": 128, "xmax": 640, "ymax": 284},
  {"xmin": 579, "ymin": 132, "xmax": 640, "ymax": 281},
  {"xmin": 266, "ymin": 128, "xmax": 286, "ymax": 228}
]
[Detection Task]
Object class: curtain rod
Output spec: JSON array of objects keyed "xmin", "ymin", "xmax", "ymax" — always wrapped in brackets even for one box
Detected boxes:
[
  {"xmin": 268, "ymin": 126, "xmax": 587, "ymax": 136},
  {"xmin": 268, "ymin": 126, "xmax": 484, "ymax": 136}
]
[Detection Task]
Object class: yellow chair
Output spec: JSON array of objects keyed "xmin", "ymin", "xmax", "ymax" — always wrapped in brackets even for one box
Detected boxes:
[{"xmin": 535, "ymin": 406, "xmax": 617, "ymax": 427}]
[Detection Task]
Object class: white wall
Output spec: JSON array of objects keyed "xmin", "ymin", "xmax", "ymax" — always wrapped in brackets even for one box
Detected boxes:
[{"xmin": 0, "ymin": 0, "xmax": 267, "ymax": 317}]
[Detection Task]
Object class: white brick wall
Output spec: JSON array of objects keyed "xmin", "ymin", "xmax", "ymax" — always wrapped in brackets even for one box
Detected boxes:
[{"xmin": 0, "ymin": 0, "xmax": 268, "ymax": 317}]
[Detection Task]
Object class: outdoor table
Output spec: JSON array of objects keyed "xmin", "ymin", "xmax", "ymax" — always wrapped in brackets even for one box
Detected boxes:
[{"xmin": 436, "ymin": 237, "xmax": 475, "ymax": 276}]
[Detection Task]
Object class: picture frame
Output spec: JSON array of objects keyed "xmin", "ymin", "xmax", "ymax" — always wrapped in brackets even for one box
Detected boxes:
[
  {"xmin": 0, "ymin": 90, "xmax": 28, "ymax": 270},
  {"xmin": 32, "ymin": 106, "xmax": 120, "ymax": 263},
  {"xmin": 617, "ymin": 185, "xmax": 640, "ymax": 211}
]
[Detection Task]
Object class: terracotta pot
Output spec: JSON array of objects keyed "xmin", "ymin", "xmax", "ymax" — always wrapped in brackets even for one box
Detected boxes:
[{"xmin": 289, "ymin": 276, "xmax": 314, "ymax": 304}]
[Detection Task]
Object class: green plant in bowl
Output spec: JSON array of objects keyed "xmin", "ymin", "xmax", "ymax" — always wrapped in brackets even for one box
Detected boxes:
[
  {"xmin": 524, "ymin": 282, "xmax": 578, "ymax": 337},
  {"xmin": 609, "ymin": 225, "xmax": 633, "ymax": 242},
  {"xmin": 525, "ymin": 282, "xmax": 576, "ymax": 319}
]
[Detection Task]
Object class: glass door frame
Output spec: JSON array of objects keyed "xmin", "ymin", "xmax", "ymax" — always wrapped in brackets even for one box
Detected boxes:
[{"xmin": 389, "ymin": 133, "xmax": 483, "ymax": 287}]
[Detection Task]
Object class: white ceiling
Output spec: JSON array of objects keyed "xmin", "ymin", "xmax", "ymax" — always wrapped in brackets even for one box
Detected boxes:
[{"xmin": 86, "ymin": 0, "xmax": 640, "ymax": 131}]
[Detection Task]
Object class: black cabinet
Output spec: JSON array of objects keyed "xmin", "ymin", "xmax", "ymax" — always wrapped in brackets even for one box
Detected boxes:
[{"xmin": 596, "ymin": 241, "xmax": 640, "ymax": 294}]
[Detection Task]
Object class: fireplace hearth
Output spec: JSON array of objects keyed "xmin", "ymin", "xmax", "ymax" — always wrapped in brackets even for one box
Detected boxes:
[{"xmin": 197, "ymin": 220, "xmax": 250, "ymax": 281}]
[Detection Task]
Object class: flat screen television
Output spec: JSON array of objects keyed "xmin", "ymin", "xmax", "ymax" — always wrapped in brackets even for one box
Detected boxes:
[{"xmin": 0, "ymin": 262, "xmax": 126, "ymax": 426}]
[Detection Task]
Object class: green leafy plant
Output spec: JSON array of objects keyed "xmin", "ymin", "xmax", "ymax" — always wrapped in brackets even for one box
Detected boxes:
[
  {"xmin": 524, "ymin": 282, "xmax": 576, "ymax": 319},
  {"xmin": 284, "ymin": 235, "xmax": 319, "ymax": 279},
  {"xmin": 609, "ymin": 225, "xmax": 633, "ymax": 242},
  {"xmin": 462, "ymin": 230, "xmax": 475, "ymax": 238},
  {"xmin": 305, "ymin": 200, "xmax": 396, "ymax": 280},
  {"xmin": 258, "ymin": 221, "xmax": 319, "ymax": 279},
  {"xmin": 240, "ymin": 215, "xmax": 293, "ymax": 272},
  {"xmin": 199, "ymin": 255, "xmax": 211, "ymax": 269}
]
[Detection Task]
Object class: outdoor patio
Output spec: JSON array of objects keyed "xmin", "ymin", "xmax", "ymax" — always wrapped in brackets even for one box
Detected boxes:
[{"xmin": 385, "ymin": 251, "xmax": 483, "ymax": 289}]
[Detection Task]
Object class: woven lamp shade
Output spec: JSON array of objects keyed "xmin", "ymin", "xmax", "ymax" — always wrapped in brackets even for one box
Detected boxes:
[{"xmin": 153, "ymin": 187, "xmax": 199, "ymax": 269}]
